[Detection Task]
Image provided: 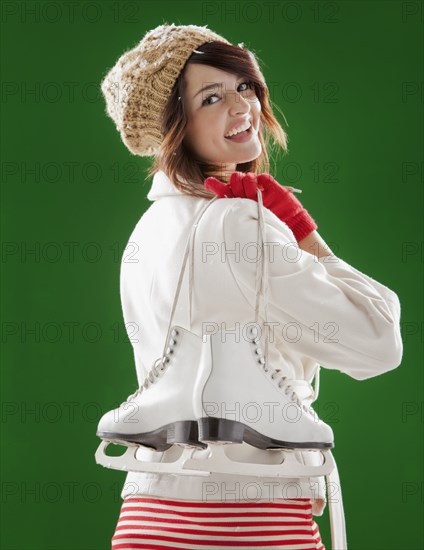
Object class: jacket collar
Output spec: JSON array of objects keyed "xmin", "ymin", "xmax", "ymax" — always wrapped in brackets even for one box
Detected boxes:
[{"xmin": 147, "ymin": 171, "xmax": 186, "ymax": 201}]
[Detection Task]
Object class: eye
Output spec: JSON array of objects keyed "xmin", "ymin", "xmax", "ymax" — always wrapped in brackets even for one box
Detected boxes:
[
  {"xmin": 239, "ymin": 80, "xmax": 255, "ymax": 93},
  {"xmin": 201, "ymin": 80, "xmax": 256, "ymax": 106}
]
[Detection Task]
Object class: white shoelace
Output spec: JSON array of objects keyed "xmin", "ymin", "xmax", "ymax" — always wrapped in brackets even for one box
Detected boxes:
[{"xmin": 125, "ymin": 358, "xmax": 164, "ymax": 402}]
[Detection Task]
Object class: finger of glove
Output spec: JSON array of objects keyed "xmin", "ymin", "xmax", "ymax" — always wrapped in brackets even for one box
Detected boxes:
[
  {"xmin": 257, "ymin": 173, "xmax": 304, "ymax": 213},
  {"xmin": 257, "ymin": 173, "xmax": 283, "ymax": 191},
  {"xmin": 242, "ymin": 172, "xmax": 259, "ymax": 200},
  {"xmin": 228, "ymin": 172, "xmax": 246, "ymax": 197},
  {"xmin": 204, "ymin": 177, "xmax": 233, "ymax": 198}
]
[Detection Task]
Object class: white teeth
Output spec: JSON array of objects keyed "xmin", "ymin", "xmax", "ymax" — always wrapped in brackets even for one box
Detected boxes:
[{"xmin": 225, "ymin": 121, "xmax": 251, "ymax": 138}]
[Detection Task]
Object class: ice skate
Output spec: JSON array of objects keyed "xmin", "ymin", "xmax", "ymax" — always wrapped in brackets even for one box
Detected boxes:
[
  {"xmin": 95, "ymin": 198, "xmax": 221, "ymax": 471},
  {"xmin": 95, "ymin": 197, "xmax": 219, "ymax": 470},
  {"xmin": 194, "ymin": 326, "xmax": 334, "ymax": 451},
  {"xmin": 192, "ymin": 188, "xmax": 333, "ymax": 452},
  {"xmin": 95, "ymin": 324, "xmax": 209, "ymax": 471}
]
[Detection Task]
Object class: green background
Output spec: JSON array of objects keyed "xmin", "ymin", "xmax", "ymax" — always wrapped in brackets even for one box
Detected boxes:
[{"xmin": 1, "ymin": 0, "xmax": 423, "ymax": 549}]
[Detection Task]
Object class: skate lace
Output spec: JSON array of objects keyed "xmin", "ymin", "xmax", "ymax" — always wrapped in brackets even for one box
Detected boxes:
[
  {"xmin": 125, "ymin": 329, "xmax": 179, "ymax": 402},
  {"xmin": 250, "ymin": 336, "xmax": 318, "ymax": 414},
  {"xmin": 252, "ymin": 188, "xmax": 319, "ymax": 418}
]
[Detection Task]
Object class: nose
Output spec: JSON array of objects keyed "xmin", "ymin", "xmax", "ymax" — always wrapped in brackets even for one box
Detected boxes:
[{"xmin": 226, "ymin": 89, "xmax": 252, "ymax": 115}]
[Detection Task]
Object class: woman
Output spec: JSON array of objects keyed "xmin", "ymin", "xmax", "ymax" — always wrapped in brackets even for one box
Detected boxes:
[{"xmin": 98, "ymin": 23, "xmax": 403, "ymax": 550}]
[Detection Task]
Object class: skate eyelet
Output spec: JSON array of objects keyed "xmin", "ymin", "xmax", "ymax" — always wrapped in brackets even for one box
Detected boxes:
[
  {"xmin": 247, "ymin": 326, "xmax": 259, "ymax": 339},
  {"xmin": 255, "ymin": 348, "xmax": 263, "ymax": 355}
]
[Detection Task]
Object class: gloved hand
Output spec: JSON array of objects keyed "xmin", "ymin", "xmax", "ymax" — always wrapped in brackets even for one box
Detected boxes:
[
  {"xmin": 204, "ymin": 171, "xmax": 258, "ymax": 200},
  {"xmin": 204, "ymin": 171, "xmax": 318, "ymax": 242}
]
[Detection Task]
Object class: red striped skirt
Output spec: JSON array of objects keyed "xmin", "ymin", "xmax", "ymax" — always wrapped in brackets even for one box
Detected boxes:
[{"xmin": 111, "ymin": 496, "xmax": 326, "ymax": 550}]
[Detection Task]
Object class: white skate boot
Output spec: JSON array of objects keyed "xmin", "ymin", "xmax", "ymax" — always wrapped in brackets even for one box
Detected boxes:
[
  {"xmin": 194, "ymin": 325, "xmax": 333, "ymax": 451},
  {"xmin": 96, "ymin": 324, "xmax": 207, "ymax": 452}
]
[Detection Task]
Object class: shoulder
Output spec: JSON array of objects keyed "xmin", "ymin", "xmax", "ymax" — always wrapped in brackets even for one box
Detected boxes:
[{"xmin": 203, "ymin": 197, "xmax": 296, "ymax": 245}]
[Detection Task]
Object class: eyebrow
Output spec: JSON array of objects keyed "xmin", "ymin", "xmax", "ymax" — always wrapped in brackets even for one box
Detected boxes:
[{"xmin": 193, "ymin": 76, "xmax": 244, "ymax": 99}]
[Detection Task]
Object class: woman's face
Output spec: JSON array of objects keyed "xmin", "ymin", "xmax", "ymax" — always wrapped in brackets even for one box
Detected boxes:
[{"xmin": 182, "ymin": 64, "xmax": 262, "ymax": 179}]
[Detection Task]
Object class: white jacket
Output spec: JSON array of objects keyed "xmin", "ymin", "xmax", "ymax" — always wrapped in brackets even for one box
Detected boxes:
[{"xmin": 118, "ymin": 170, "xmax": 403, "ymax": 516}]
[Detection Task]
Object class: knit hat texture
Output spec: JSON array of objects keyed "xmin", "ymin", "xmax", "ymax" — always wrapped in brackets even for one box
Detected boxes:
[{"xmin": 101, "ymin": 23, "xmax": 232, "ymax": 157}]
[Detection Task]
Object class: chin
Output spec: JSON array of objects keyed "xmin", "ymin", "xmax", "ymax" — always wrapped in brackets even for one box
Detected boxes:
[
  {"xmin": 226, "ymin": 146, "xmax": 262, "ymax": 164},
  {"xmin": 237, "ymin": 150, "xmax": 262, "ymax": 165}
]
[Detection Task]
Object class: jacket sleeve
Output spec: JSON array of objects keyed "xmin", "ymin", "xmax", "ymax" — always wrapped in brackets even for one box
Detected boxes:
[{"xmin": 222, "ymin": 198, "xmax": 403, "ymax": 381}]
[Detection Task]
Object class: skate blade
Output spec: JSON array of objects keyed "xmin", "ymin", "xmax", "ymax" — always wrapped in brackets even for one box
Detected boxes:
[
  {"xmin": 95, "ymin": 440, "xmax": 335, "ymax": 478},
  {"xmin": 95, "ymin": 440, "xmax": 211, "ymax": 476},
  {"xmin": 182, "ymin": 442, "xmax": 336, "ymax": 478}
]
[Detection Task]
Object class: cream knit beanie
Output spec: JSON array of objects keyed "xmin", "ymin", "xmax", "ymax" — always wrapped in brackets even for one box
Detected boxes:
[{"xmin": 100, "ymin": 23, "xmax": 232, "ymax": 157}]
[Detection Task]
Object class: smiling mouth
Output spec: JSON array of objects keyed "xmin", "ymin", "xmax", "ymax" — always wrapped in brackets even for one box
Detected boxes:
[
  {"xmin": 224, "ymin": 121, "xmax": 251, "ymax": 138},
  {"xmin": 224, "ymin": 125, "xmax": 254, "ymax": 141}
]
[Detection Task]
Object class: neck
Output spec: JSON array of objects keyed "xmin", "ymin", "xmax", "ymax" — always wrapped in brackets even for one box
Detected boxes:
[{"xmin": 214, "ymin": 164, "xmax": 237, "ymax": 183}]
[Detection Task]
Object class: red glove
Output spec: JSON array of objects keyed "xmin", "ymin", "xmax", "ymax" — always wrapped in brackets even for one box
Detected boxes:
[
  {"xmin": 204, "ymin": 172, "xmax": 317, "ymax": 242},
  {"xmin": 204, "ymin": 171, "xmax": 258, "ymax": 200},
  {"xmin": 256, "ymin": 173, "xmax": 317, "ymax": 242}
]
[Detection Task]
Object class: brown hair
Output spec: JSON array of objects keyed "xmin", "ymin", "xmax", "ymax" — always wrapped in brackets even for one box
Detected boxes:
[{"xmin": 145, "ymin": 41, "xmax": 289, "ymax": 199}]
